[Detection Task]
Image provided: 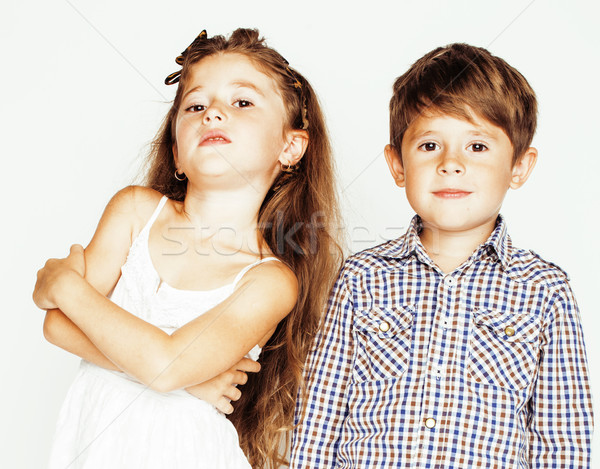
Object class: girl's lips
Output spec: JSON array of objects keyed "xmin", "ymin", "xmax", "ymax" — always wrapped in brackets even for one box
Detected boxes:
[
  {"xmin": 432, "ymin": 189, "xmax": 472, "ymax": 199},
  {"xmin": 199, "ymin": 130, "xmax": 231, "ymax": 146}
]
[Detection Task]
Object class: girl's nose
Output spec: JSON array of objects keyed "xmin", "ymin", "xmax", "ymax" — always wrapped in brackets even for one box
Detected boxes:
[
  {"xmin": 203, "ymin": 103, "xmax": 225, "ymax": 124},
  {"xmin": 437, "ymin": 150, "xmax": 465, "ymax": 175}
]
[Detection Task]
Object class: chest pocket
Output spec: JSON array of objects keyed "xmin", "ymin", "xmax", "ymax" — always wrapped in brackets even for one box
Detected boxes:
[
  {"xmin": 468, "ymin": 309, "xmax": 541, "ymax": 390},
  {"xmin": 352, "ymin": 306, "xmax": 414, "ymax": 382}
]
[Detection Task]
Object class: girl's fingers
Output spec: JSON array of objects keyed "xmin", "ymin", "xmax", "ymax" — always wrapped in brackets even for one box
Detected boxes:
[
  {"xmin": 224, "ymin": 386, "xmax": 242, "ymax": 402},
  {"xmin": 217, "ymin": 398, "xmax": 235, "ymax": 415},
  {"xmin": 235, "ymin": 357, "xmax": 261, "ymax": 373},
  {"xmin": 69, "ymin": 244, "xmax": 84, "ymax": 256},
  {"xmin": 231, "ymin": 370, "xmax": 248, "ymax": 386},
  {"xmin": 68, "ymin": 244, "xmax": 86, "ymax": 277}
]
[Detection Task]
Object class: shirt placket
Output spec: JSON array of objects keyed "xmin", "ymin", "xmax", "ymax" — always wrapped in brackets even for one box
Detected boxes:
[{"xmin": 413, "ymin": 272, "xmax": 458, "ymax": 469}]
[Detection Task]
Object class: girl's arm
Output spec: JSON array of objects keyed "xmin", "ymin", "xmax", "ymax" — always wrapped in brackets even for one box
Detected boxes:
[
  {"xmin": 185, "ymin": 357, "xmax": 260, "ymax": 415},
  {"xmin": 38, "ymin": 251, "xmax": 295, "ymax": 393},
  {"xmin": 40, "ymin": 186, "xmax": 144, "ymax": 364},
  {"xmin": 43, "ymin": 308, "xmax": 260, "ymax": 413},
  {"xmin": 43, "ymin": 308, "xmax": 119, "ymax": 370},
  {"xmin": 38, "ymin": 186, "xmax": 262, "ymax": 410},
  {"xmin": 35, "ymin": 186, "xmax": 296, "ymax": 393}
]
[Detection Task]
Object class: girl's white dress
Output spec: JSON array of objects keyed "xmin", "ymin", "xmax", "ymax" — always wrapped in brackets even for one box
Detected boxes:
[{"xmin": 49, "ymin": 195, "xmax": 278, "ymax": 469}]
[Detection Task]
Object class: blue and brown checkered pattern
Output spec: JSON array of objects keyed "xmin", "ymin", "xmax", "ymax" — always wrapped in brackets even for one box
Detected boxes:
[{"xmin": 290, "ymin": 215, "xmax": 593, "ymax": 468}]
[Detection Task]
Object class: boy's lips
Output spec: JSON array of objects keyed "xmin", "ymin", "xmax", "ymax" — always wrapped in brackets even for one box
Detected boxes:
[
  {"xmin": 432, "ymin": 188, "xmax": 472, "ymax": 199},
  {"xmin": 199, "ymin": 130, "xmax": 231, "ymax": 146}
]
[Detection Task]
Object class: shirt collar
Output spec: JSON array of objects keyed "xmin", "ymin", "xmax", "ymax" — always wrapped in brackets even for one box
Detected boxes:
[
  {"xmin": 479, "ymin": 214, "xmax": 512, "ymax": 270},
  {"xmin": 378, "ymin": 215, "xmax": 434, "ymax": 267},
  {"xmin": 378, "ymin": 214, "xmax": 512, "ymax": 270}
]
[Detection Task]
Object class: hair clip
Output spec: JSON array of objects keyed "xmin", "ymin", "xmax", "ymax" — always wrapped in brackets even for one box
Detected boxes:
[
  {"xmin": 300, "ymin": 97, "xmax": 309, "ymax": 130},
  {"xmin": 285, "ymin": 66, "xmax": 308, "ymax": 130},
  {"xmin": 164, "ymin": 30, "xmax": 208, "ymax": 85},
  {"xmin": 287, "ymin": 66, "xmax": 302, "ymax": 89}
]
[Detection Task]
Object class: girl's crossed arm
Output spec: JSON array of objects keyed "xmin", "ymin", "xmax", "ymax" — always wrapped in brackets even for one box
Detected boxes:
[
  {"xmin": 35, "ymin": 186, "xmax": 297, "ymax": 394},
  {"xmin": 40, "ymin": 187, "xmax": 136, "ymax": 370},
  {"xmin": 43, "ymin": 307, "xmax": 258, "ymax": 412}
]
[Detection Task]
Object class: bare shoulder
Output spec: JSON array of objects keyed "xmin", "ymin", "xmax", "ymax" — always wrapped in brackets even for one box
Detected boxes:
[
  {"xmin": 106, "ymin": 185, "xmax": 163, "ymax": 215},
  {"xmin": 105, "ymin": 186, "xmax": 164, "ymax": 235},
  {"xmin": 83, "ymin": 186, "xmax": 164, "ymax": 295},
  {"xmin": 236, "ymin": 260, "xmax": 299, "ymax": 313}
]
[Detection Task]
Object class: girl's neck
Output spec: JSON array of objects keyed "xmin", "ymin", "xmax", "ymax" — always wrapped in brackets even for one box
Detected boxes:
[{"xmin": 176, "ymin": 183, "xmax": 269, "ymax": 255}]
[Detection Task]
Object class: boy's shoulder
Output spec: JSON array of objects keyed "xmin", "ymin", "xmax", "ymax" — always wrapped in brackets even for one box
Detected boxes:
[
  {"xmin": 506, "ymin": 243, "xmax": 570, "ymax": 286},
  {"xmin": 339, "ymin": 236, "xmax": 409, "ymax": 279},
  {"xmin": 338, "ymin": 231, "xmax": 571, "ymax": 289}
]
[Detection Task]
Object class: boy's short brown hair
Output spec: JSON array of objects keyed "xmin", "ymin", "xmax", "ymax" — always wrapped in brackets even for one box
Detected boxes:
[{"xmin": 389, "ymin": 43, "xmax": 537, "ymax": 164}]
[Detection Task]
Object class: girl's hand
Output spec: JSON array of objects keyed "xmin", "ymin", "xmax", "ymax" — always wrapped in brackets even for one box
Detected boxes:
[
  {"xmin": 185, "ymin": 357, "xmax": 261, "ymax": 414},
  {"xmin": 33, "ymin": 244, "xmax": 86, "ymax": 310}
]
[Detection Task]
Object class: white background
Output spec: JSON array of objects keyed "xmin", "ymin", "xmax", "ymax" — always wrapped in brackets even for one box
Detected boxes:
[{"xmin": 2, "ymin": 0, "xmax": 598, "ymax": 467}]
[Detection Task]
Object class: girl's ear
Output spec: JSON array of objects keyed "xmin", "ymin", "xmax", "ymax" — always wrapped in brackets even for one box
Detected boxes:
[
  {"xmin": 384, "ymin": 144, "xmax": 406, "ymax": 187},
  {"xmin": 279, "ymin": 130, "xmax": 309, "ymax": 167},
  {"xmin": 510, "ymin": 147, "xmax": 537, "ymax": 189},
  {"xmin": 172, "ymin": 143, "xmax": 179, "ymax": 168}
]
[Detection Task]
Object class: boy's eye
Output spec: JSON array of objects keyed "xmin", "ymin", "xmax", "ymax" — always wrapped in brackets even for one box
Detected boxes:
[
  {"xmin": 234, "ymin": 99, "xmax": 253, "ymax": 108},
  {"xmin": 186, "ymin": 104, "xmax": 206, "ymax": 112},
  {"xmin": 469, "ymin": 143, "xmax": 488, "ymax": 152},
  {"xmin": 419, "ymin": 142, "xmax": 439, "ymax": 151}
]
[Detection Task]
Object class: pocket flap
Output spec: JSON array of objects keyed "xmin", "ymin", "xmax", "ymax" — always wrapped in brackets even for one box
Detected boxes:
[
  {"xmin": 354, "ymin": 306, "xmax": 414, "ymax": 337},
  {"xmin": 473, "ymin": 309, "xmax": 538, "ymax": 343}
]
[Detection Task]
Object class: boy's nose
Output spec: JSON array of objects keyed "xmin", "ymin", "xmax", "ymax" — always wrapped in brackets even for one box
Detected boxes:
[{"xmin": 437, "ymin": 152, "xmax": 465, "ymax": 175}]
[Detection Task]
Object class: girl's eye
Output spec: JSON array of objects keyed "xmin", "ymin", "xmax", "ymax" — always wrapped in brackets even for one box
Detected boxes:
[
  {"xmin": 234, "ymin": 99, "xmax": 253, "ymax": 108},
  {"xmin": 419, "ymin": 142, "xmax": 439, "ymax": 151},
  {"xmin": 186, "ymin": 104, "xmax": 206, "ymax": 112},
  {"xmin": 469, "ymin": 143, "xmax": 488, "ymax": 152}
]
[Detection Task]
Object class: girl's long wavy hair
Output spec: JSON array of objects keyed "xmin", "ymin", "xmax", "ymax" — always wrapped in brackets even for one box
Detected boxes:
[{"xmin": 144, "ymin": 28, "xmax": 343, "ymax": 468}]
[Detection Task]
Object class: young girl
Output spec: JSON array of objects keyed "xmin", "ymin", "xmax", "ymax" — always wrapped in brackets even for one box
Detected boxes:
[{"xmin": 33, "ymin": 28, "xmax": 342, "ymax": 469}]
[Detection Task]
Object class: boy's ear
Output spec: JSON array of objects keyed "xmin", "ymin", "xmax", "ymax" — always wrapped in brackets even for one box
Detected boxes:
[
  {"xmin": 384, "ymin": 144, "xmax": 406, "ymax": 187},
  {"xmin": 279, "ymin": 130, "xmax": 309, "ymax": 167},
  {"xmin": 510, "ymin": 147, "xmax": 538, "ymax": 189}
]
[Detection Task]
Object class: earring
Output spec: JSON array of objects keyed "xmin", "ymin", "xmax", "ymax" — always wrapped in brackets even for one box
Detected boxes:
[
  {"xmin": 281, "ymin": 162, "xmax": 296, "ymax": 173},
  {"xmin": 174, "ymin": 170, "xmax": 187, "ymax": 181}
]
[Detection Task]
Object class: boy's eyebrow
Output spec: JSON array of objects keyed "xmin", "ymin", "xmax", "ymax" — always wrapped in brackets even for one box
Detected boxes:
[
  {"xmin": 182, "ymin": 81, "xmax": 265, "ymax": 99},
  {"xmin": 404, "ymin": 129, "xmax": 435, "ymax": 140},
  {"xmin": 406, "ymin": 129, "xmax": 499, "ymax": 141},
  {"xmin": 467, "ymin": 130, "xmax": 498, "ymax": 141},
  {"xmin": 469, "ymin": 129, "xmax": 497, "ymax": 140}
]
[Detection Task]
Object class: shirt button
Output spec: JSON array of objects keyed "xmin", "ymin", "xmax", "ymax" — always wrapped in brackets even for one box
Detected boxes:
[
  {"xmin": 379, "ymin": 321, "xmax": 391, "ymax": 332},
  {"xmin": 504, "ymin": 326, "xmax": 515, "ymax": 337},
  {"xmin": 444, "ymin": 276, "xmax": 455, "ymax": 287},
  {"xmin": 425, "ymin": 418, "xmax": 436, "ymax": 428}
]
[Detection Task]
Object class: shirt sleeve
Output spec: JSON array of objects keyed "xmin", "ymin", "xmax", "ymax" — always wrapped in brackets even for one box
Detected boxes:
[
  {"xmin": 290, "ymin": 268, "xmax": 355, "ymax": 468},
  {"xmin": 528, "ymin": 280, "xmax": 594, "ymax": 468}
]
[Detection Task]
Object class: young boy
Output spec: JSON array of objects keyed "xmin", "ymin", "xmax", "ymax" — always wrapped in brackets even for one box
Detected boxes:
[{"xmin": 290, "ymin": 44, "xmax": 593, "ymax": 468}]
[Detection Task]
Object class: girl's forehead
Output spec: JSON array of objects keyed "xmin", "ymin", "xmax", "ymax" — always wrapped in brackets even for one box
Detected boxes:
[{"xmin": 184, "ymin": 52, "xmax": 280, "ymax": 94}]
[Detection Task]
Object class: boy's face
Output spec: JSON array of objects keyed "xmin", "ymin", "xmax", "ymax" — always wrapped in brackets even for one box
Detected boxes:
[{"xmin": 385, "ymin": 111, "xmax": 537, "ymax": 238}]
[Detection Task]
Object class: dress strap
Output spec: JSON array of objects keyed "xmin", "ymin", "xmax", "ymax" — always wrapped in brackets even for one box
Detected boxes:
[
  {"xmin": 140, "ymin": 195, "xmax": 169, "ymax": 236},
  {"xmin": 232, "ymin": 257, "xmax": 282, "ymax": 288}
]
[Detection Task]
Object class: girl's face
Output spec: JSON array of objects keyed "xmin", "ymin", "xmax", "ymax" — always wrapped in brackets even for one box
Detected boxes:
[{"xmin": 173, "ymin": 52, "xmax": 290, "ymax": 190}]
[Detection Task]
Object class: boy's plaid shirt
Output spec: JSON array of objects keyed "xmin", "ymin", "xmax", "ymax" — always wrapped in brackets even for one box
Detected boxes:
[{"xmin": 290, "ymin": 216, "xmax": 593, "ymax": 468}]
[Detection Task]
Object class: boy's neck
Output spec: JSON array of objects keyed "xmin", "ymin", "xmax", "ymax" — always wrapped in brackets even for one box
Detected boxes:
[{"xmin": 418, "ymin": 217, "xmax": 498, "ymax": 274}]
